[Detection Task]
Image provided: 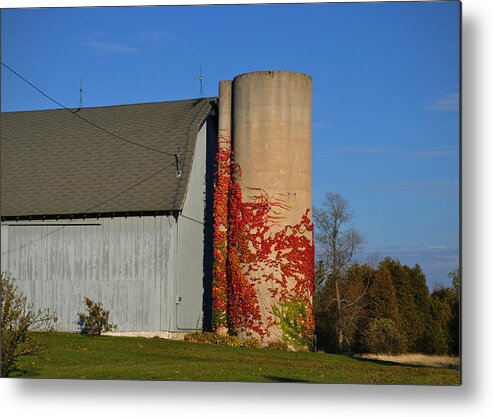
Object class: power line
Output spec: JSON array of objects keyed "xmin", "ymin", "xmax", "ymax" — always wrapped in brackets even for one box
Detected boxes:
[
  {"xmin": 83, "ymin": 161, "xmax": 176, "ymax": 213},
  {"xmin": 2, "ymin": 62, "xmax": 177, "ymax": 158},
  {"xmin": 2, "ymin": 161, "xmax": 178, "ymax": 251},
  {"xmin": 180, "ymin": 213, "xmax": 213, "ymax": 230}
]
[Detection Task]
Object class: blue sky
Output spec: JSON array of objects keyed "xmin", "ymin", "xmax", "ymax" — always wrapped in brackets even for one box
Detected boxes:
[{"xmin": 1, "ymin": 2, "xmax": 460, "ymax": 288}]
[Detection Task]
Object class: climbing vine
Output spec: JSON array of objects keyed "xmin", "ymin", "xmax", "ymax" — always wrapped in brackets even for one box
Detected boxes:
[
  {"xmin": 212, "ymin": 135, "xmax": 315, "ymax": 349},
  {"xmin": 211, "ymin": 135, "xmax": 231, "ymax": 331},
  {"xmin": 264, "ymin": 209, "xmax": 315, "ymax": 349}
]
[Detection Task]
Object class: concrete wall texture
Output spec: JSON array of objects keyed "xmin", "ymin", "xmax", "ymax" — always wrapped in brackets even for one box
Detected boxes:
[
  {"xmin": 232, "ymin": 71, "xmax": 312, "ymax": 232},
  {"xmin": 220, "ymin": 70, "xmax": 313, "ymax": 341}
]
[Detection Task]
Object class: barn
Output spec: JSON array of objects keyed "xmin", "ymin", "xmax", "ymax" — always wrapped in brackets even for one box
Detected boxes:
[
  {"xmin": 1, "ymin": 97, "xmax": 217, "ymax": 335},
  {"xmin": 1, "ymin": 70, "xmax": 314, "ymax": 346}
]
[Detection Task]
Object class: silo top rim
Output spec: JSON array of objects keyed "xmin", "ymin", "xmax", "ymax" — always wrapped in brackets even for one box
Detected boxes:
[{"xmin": 233, "ymin": 70, "xmax": 312, "ymax": 82}]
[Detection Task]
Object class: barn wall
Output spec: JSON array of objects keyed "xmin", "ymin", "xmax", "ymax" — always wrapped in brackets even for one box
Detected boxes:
[
  {"xmin": 0, "ymin": 216, "xmax": 176, "ymax": 332},
  {"xmin": 0, "ymin": 118, "xmax": 216, "ymax": 334},
  {"xmin": 175, "ymin": 121, "xmax": 208, "ymax": 330}
]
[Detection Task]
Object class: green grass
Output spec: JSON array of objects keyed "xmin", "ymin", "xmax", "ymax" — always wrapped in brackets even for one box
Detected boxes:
[{"xmin": 10, "ymin": 332, "xmax": 460, "ymax": 384}]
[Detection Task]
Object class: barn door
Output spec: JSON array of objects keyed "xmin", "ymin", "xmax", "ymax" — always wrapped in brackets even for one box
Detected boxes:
[{"xmin": 175, "ymin": 218, "xmax": 204, "ymax": 331}]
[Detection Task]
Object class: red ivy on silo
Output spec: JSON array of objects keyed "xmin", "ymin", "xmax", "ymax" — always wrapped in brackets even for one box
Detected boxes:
[
  {"xmin": 212, "ymin": 137, "xmax": 315, "ymax": 349},
  {"xmin": 211, "ymin": 136, "xmax": 231, "ymax": 331}
]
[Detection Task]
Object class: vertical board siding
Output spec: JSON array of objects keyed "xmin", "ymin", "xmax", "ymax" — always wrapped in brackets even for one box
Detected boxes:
[
  {"xmin": 176, "ymin": 217, "xmax": 204, "ymax": 330},
  {"xmin": 1, "ymin": 225, "xmax": 9, "ymax": 272},
  {"xmin": 176, "ymin": 122, "xmax": 207, "ymax": 330},
  {"xmin": 0, "ymin": 216, "xmax": 174, "ymax": 332}
]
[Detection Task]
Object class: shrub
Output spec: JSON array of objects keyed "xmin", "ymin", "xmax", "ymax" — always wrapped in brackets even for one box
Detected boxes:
[
  {"xmin": 266, "ymin": 341, "xmax": 290, "ymax": 351},
  {"xmin": 184, "ymin": 332, "xmax": 261, "ymax": 349},
  {"xmin": 77, "ymin": 297, "xmax": 116, "ymax": 336},
  {"xmin": 272, "ymin": 298, "xmax": 314, "ymax": 351},
  {"xmin": 363, "ymin": 318, "xmax": 406, "ymax": 354},
  {"xmin": 0, "ymin": 272, "xmax": 55, "ymax": 377},
  {"xmin": 240, "ymin": 338, "xmax": 262, "ymax": 349},
  {"xmin": 184, "ymin": 331, "xmax": 226, "ymax": 345}
]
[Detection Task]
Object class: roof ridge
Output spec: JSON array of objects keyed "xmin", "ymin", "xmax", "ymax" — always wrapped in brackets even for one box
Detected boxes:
[{"xmin": 1, "ymin": 97, "xmax": 218, "ymax": 114}]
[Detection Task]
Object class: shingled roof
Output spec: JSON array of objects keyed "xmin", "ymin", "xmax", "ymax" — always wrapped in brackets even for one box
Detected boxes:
[{"xmin": 1, "ymin": 98, "xmax": 215, "ymax": 218}]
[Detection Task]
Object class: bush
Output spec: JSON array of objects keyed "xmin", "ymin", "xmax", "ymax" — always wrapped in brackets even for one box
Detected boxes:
[
  {"xmin": 0, "ymin": 272, "xmax": 55, "ymax": 377},
  {"xmin": 266, "ymin": 341, "xmax": 290, "ymax": 351},
  {"xmin": 272, "ymin": 298, "xmax": 314, "ymax": 351},
  {"xmin": 363, "ymin": 318, "xmax": 406, "ymax": 354},
  {"xmin": 77, "ymin": 297, "xmax": 116, "ymax": 336},
  {"xmin": 184, "ymin": 332, "xmax": 261, "ymax": 349},
  {"xmin": 240, "ymin": 338, "xmax": 262, "ymax": 349}
]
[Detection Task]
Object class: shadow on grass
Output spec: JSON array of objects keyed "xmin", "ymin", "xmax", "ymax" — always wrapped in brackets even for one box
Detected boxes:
[{"xmin": 263, "ymin": 375, "xmax": 312, "ymax": 383}]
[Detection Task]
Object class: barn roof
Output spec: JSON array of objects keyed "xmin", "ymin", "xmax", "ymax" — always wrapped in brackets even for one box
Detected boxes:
[{"xmin": 1, "ymin": 98, "xmax": 215, "ymax": 219}]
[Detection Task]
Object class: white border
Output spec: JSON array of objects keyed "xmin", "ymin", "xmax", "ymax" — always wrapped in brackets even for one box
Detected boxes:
[{"xmin": 1, "ymin": 0, "xmax": 430, "ymax": 7}]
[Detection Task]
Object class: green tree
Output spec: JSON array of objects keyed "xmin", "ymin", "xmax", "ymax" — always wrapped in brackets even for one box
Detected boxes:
[
  {"xmin": 363, "ymin": 318, "xmax": 406, "ymax": 354},
  {"xmin": 315, "ymin": 263, "xmax": 370, "ymax": 353},
  {"xmin": 429, "ymin": 284, "xmax": 454, "ymax": 354},
  {"xmin": 379, "ymin": 258, "xmax": 431, "ymax": 352},
  {"xmin": 448, "ymin": 268, "xmax": 460, "ymax": 355},
  {"xmin": 358, "ymin": 264, "xmax": 406, "ymax": 352},
  {"xmin": 367, "ymin": 265, "xmax": 401, "ymax": 324},
  {"xmin": 410, "ymin": 264, "xmax": 434, "ymax": 353},
  {"xmin": 428, "ymin": 268, "xmax": 460, "ymax": 355},
  {"xmin": 313, "ymin": 193, "xmax": 365, "ymax": 353},
  {"xmin": 378, "ymin": 259, "xmax": 440, "ymax": 353}
]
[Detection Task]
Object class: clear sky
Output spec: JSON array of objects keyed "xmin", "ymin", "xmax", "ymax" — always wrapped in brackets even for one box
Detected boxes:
[{"xmin": 1, "ymin": 1, "xmax": 460, "ymax": 288}]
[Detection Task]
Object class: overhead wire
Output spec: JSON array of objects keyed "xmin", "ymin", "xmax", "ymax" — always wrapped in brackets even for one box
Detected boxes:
[
  {"xmin": 2, "ymin": 161, "xmax": 179, "ymax": 251},
  {"xmin": 82, "ymin": 161, "xmax": 177, "ymax": 213},
  {"xmin": 2, "ymin": 62, "xmax": 178, "ymax": 158},
  {"xmin": 1, "ymin": 64, "xmax": 192, "ymax": 245}
]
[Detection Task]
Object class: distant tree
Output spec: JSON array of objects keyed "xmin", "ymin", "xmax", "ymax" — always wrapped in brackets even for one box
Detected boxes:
[
  {"xmin": 351, "ymin": 264, "xmax": 405, "ymax": 351},
  {"xmin": 315, "ymin": 263, "xmax": 370, "ymax": 353},
  {"xmin": 379, "ymin": 259, "xmax": 419, "ymax": 352},
  {"xmin": 367, "ymin": 265, "xmax": 401, "ymax": 325},
  {"xmin": 449, "ymin": 268, "xmax": 460, "ymax": 293},
  {"xmin": 363, "ymin": 318, "xmax": 406, "ymax": 354},
  {"xmin": 410, "ymin": 264, "xmax": 434, "ymax": 353},
  {"xmin": 340, "ymin": 263, "xmax": 373, "ymax": 352},
  {"xmin": 378, "ymin": 259, "xmax": 438, "ymax": 353},
  {"xmin": 428, "ymin": 268, "xmax": 460, "ymax": 355},
  {"xmin": 448, "ymin": 268, "xmax": 460, "ymax": 355},
  {"xmin": 0, "ymin": 273, "xmax": 54, "ymax": 377},
  {"xmin": 313, "ymin": 193, "xmax": 364, "ymax": 289},
  {"xmin": 429, "ymin": 284, "xmax": 454, "ymax": 354},
  {"xmin": 313, "ymin": 192, "xmax": 365, "ymax": 352}
]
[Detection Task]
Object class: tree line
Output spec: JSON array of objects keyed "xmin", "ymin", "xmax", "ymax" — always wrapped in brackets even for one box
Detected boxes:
[{"xmin": 313, "ymin": 193, "xmax": 459, "ymax": 356}]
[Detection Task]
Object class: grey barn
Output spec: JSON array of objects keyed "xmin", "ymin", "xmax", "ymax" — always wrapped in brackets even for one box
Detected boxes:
[{"xmin": 1, "ymin": 98, "xmax": 217, "ymax": 335}]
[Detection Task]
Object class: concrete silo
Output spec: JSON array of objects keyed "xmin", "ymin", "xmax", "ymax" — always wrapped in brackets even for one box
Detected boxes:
[
  {"xmin": 214, "ymin": 70, "xmax": 313, "ymax": 346},
  {"xmin": 232, "ymin": 70, "xmax": 312, "ymax": 235},
  {"xmin": 218, "ymin": 80, "xmax": 232, "ymax": 147}
]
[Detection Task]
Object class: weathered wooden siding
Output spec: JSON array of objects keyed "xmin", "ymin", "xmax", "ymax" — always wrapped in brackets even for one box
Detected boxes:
[
  {"xmin": 176, "ymin": 121, "xmax": 207, "ymax": 330},
  {"xmin": 0, "ymin": 216, "xmax": 175, "ymax": 332},
  {"xmin": 0, "ymin": 119, "xmax": 215, "ymax": 334}
]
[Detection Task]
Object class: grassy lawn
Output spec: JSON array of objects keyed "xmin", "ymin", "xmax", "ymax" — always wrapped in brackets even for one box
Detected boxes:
[{"xmin": 10, "ymin": 332, "xmax": 460, "ymax": 384}]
